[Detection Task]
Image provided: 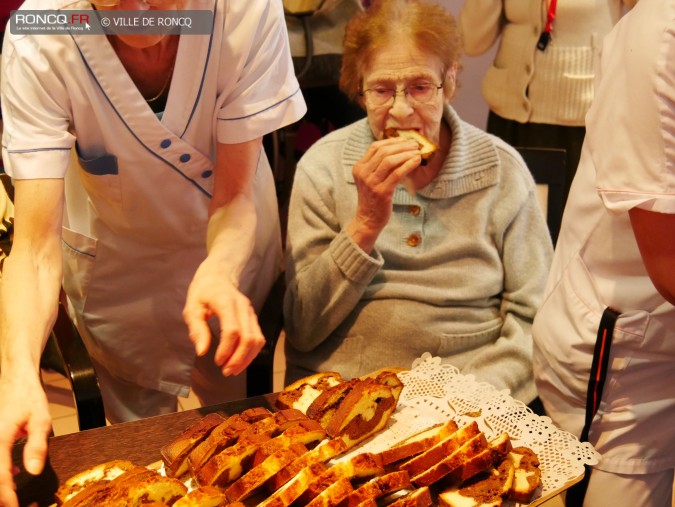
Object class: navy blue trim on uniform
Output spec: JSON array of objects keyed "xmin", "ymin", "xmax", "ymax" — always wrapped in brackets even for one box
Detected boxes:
[
  {"xmin": 179, "ymin": 0, "xmax": 217, "ymax": 139},
  {"xmin": 62, "ymin": 238, "xmax": 95, "ymax": 258},
  {"xmin": 70, "ymin": 36, "xmax": 213, "ymax": 199},
  {"xmin": 217, "ymin": 86, "xmax": 302, "ymax": 121}
]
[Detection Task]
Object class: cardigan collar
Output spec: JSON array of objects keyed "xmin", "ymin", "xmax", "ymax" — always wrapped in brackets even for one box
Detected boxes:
[{"xmin": 341, "ymin": 105, "xmax": 500, "ymax": 203}]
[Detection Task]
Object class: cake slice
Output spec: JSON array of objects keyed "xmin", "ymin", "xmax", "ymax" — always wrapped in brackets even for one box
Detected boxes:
[
  {"xmin": 160, "ymin": 413, "xmax": 227, "ymax": 478},
  {"xmin": 301, "ymin": 452, "xmax": 385, "ymax": 503},
  {"xmin": 506, "ymin": 446, "xmax": 541, "ymax": 503},
  {"xmin": 410, "ymin": 432, "xmax": 488, "ymax": 487},
  {"xmin": 380, "ymin": 420, "xmax": 459, "ymax": 466},
  {"xmin": 194, "ymin": 431, "xmax": 273, "ymax": 487},
  {"xmin": 187, "ymin": 414, "xmax": 252, "ymax": 475},
  {"xmin": 267, "ymin": 437, "xmax": 348, "ymax": 492},
  {"xmin": 306, "ymin": 378, "xmax": 361, "ymax": 428},
  {"xmin": 276, "ymin": 372, "xmax": 345, "ymax": 412},
  {"xmin": 324, "ymin": 377, "xmax": 399, "ymax": 449},
  {"xmin": 257, "ymin": 461, "xmax": 329, "ymax": 507},
  {"xmin": 438, "ymin": 458, "xmax": 515, "ymax": 507},
  {"xmin": 305, "ymin": 477, "xmax": 354, "ymax": 507},
  {"xmin": 388, "ymin": 486, "xmax": 433, "ymax": 507},
  {"xmin": 399, "ymin": 421, "xmax": 481, "ymax": 478},
  {"xmin": 172, "ymin": 486, "xmax": 229, "ymax": 507},
  {"xmin": 251, "ymin": 419, "xmax": 326, "ymax": 467},
  {"xmin": 225, "ymin": 443, "xmax": 308, "ymax": 502},
  {"xmin": 54, "ymin": 459, "xmax": 137, "ymax": 504},
  {"xmin": 445, "ymin": 433, "xmax": 512, "ymax": 485},
  {"xmin": 239, "ymin": 407, "xmax": 274, "ymax": 422},
  {"xmin": 345, "ymin": 470, "xmax": 412, "ymax": 506}
]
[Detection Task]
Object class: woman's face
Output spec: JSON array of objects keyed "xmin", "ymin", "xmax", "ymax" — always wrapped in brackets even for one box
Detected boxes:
[{"xmin": 361, "ymin": 43, "xmax": 454, "ymax": 147}]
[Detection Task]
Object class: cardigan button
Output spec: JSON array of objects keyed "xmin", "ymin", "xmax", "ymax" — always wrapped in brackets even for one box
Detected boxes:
[
  {"xmin": 407, "ymin": 233, "xmax": 421, "ymax": 247},
  {"xmin": 408, "ymin": 205, "xmax": 421, "ymax": 216}
]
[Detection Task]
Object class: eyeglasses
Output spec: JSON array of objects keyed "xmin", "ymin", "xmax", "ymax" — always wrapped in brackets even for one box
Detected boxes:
[
  {"xmin": 90, "ymin": 0, "xmax": 179, "ymax": 9},
  {"xmin": 360, "ymin": 82, "xmax": 443, "ymax": 107}
]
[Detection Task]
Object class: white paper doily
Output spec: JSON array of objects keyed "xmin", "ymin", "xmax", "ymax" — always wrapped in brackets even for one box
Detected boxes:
[{"xmin": 347, "ymin": 353, "xmax": 600, "ymax": 505}]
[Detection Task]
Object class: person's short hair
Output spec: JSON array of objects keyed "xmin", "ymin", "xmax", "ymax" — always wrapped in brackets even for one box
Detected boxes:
[{"xmin": 339, "ymin": 0, "xmax": 462, "ymax": 104}]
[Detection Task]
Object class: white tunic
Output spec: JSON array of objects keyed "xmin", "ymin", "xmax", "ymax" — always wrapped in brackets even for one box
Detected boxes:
[
  {"xmin": 1, "ymin": 0, "xmax": 306, "ymax": 396},
  {"xmin": 532, "ymin": 0, "xmax": 675, "ymax": 475}
]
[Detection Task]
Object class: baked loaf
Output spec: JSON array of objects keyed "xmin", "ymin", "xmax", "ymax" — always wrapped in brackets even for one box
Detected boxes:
[{"xmin": 54, "ymin": 364, "xmax": 543, "ymax": 507}]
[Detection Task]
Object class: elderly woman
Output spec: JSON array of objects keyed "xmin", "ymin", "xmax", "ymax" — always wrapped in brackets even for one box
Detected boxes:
[{"xmin": 283, "ymin": 0, "xmax": 552, "ymax": 405}]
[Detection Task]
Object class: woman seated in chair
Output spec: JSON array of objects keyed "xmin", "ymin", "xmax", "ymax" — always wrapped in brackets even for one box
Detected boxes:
[{"xmin": 283, "ymin": 0, "xmax": 552, "ymax": 406}]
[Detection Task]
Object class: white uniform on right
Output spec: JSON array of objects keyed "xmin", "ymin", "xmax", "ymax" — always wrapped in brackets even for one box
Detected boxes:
[{"xmin": 532, "ymin": 0, "xmax": 675, "ymax": 505}]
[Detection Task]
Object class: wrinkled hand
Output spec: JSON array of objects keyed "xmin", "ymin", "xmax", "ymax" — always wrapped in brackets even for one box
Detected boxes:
[
  {"xmin": 0, "ymin": 373, "xmax": 51, "ymax": 507},
  {"xmin": 348, "ymin": 137, "xmax": 421, "ymax": 250},
  {"xmin": 183, "ymin": 259, "xmax": 265, "ymax": 376}
]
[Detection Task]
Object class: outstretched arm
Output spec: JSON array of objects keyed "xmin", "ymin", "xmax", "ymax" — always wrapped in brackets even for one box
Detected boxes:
[
  {"xmin": 0, "ymin": 178, "xmax": 64, "ymax": 507},
  {"xmin": 183, "ymin": 139, "xmax": 266, "ymax": 377}
]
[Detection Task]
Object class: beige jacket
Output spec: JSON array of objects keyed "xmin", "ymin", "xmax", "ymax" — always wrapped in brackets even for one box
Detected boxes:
[{"xmin": 459, "ymin": 0, "xmax": 638, "ymax": 126}]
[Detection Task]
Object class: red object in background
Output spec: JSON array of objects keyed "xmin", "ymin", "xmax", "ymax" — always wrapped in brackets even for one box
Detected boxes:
[{"xmin": 1, "ymin": 0, "xmax": 24, "ymax": 35}]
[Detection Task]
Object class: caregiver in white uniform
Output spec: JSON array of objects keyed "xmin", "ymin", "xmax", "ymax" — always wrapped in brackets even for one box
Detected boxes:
[
  {"xmin": 0, "ymin": 0, "xmax": 306, "ymax": 503},
  {"xmin": 532, "ymin": 0, "xmax": 675, "ymax": 505}
]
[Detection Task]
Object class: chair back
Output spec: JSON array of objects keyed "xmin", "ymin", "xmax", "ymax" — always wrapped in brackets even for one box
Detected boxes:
[{"xmin": 515, "ymin": 147, "xmax": 567, "ymax": 246}]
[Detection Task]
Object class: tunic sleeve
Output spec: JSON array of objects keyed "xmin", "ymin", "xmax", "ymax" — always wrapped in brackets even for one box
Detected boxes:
[
  {"xmin": 215, "ymin": 0, "xmax": 306, "ymax": 144},
  {"xmin": 590, "ymin": 6, "xmax": 675, "ymax": 214},
  {"xmin": 1, "ymin": 37, "xmax": 74, "ymax": 179}
]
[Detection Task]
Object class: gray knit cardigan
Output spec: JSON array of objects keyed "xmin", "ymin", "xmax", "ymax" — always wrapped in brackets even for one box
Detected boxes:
[{"xmin": 283, "ymin": 106, "xmax": 552, "ymax": 404}]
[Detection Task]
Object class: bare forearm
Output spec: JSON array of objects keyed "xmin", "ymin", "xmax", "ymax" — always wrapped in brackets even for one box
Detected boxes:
[
  {"xmin": 0, "ymin": 245, "xmax": 62, "ymax": 375},
  {"xmin": 1, "ymin": 178, "xmax": 64, "ymax": 376},
  {"xmin": 205, "ymin": 191, "xmax": 256, "ymax": 287}
]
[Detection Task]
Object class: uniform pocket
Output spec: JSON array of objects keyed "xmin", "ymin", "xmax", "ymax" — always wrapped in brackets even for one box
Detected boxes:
[
  {"xmin": 74, "ymin": 145, "xmax": 122, "ymax": 205},
  {"xmin": 61, "ymin": 226, "xmax": 97, "ymax": 314}
]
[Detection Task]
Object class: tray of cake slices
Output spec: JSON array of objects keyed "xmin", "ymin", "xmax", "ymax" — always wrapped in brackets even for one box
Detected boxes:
[{"xmin": 53, "ymin": 353, "xmax": 599, "ymax": 507}]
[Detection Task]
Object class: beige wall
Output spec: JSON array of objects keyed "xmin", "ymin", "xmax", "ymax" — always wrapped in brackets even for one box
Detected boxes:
[{"xmin": 433, "ymin": 0, "xmax": 497, "ymax": 130}]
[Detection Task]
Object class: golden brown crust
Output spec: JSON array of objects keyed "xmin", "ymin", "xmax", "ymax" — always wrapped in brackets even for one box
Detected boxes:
[
  {"xmin": 305, "ymin": 477, "xmax": 354, "ymax": 507},
  {"xmin": 400, "ymin": 421, "xmax": 481, "ymax": 478},
  {"xmin": 55, "ymin": 459, "xmax": 137, "ymax": 505},
  {"xmin": 345, "ymin": 470, "xmax": 412, "ymax": 506},
  {"xmin": 225, "ymin": 443, "xmax": 308, "ymax": 502},
  {"xmin": 187, "ymin": 415, "xmax": 252, "ymax": 476},
  {"xmin": 160, "ymin": 413, "xmax": 226, "ymax": 478},
  {"xmin": 379, "ymin": 420, "xmax": 459, "ymax": 466},
  {"xmin": 410, "ymin": 432, "xmax": 489, "ymax": 488}
]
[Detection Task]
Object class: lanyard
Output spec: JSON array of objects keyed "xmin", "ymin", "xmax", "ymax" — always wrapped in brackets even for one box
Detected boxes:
[{"xmin": 537, "ymin": 0, "xmax": 557, "ymax": 51}]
